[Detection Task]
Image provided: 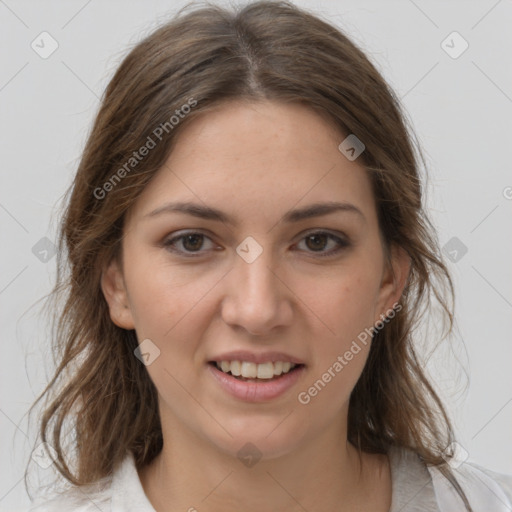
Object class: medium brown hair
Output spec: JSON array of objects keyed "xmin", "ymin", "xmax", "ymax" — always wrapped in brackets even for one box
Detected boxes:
[{"xmin": 26, "ymin": 1, "xmax": 471, "ymax": 508}]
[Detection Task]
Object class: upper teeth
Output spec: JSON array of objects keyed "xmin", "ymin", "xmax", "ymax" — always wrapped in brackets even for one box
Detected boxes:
[{"xmin": 216, "ymin": 361, "xmax": 297, "ymax": 379}]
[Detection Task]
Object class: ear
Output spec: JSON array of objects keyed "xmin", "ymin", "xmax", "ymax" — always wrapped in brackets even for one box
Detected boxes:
[
  {"xmin": 373, "ymin": 244, "xmax": 411, "ymax": 325},
  {"xmin": 100, "ymin": 258, "xmax": 135, "ymax": 330}
]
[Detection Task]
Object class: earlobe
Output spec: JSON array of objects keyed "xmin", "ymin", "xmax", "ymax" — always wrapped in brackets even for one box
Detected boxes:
[
  {"xmin": 375, "ymin": 245, "xmax": 411, "ymax": 324},
  {"xmin": 100, "ymin": 259, "xmax": 135, "ymax": 330}
]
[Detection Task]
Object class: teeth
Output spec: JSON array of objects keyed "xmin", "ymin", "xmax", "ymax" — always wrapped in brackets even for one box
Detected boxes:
[
  {"xmin": 241, "ymin": 361, "xmax": 257, "ymax": 378},
  {"xmin": 230, "ymin": 360, "xmax": 241, "ymax": 376},
  {"xmin": 215, "ymin": 360, "xmax": 298, "ymax": 379},
  {"xmin": 257, "ymin": 362, "xmax": 274, "ymax": 379}
]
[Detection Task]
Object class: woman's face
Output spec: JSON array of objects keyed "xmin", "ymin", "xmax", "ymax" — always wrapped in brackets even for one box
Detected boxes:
[{"xmin": 102, "ymin": 100, "xmax": 408, "ymax": 460}]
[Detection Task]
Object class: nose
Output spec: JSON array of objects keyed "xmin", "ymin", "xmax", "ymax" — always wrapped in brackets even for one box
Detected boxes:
[{"xmin": 220, "ymin": 248, "xmax": 293, "ymax": 336}]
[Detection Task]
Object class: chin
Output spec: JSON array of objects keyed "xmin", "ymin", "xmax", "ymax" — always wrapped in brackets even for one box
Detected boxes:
[{"xmin": 199, "ymin": 416, "xmax": 309, "ymax": 463}]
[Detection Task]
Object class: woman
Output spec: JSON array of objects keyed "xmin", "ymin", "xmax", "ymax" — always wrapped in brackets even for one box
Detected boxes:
[{"xmin": 26, "ymin": 1, "xmax": 512, "ymax": 511}]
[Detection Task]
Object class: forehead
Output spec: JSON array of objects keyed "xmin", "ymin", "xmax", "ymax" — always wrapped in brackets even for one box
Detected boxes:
[{"xmin": 129, "ymin": 100, "xmax": 375, "ymax": 224}]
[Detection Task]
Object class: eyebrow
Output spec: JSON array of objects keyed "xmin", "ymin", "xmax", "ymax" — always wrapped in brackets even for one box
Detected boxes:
[{"xmin": 144, "ymin": 200, "xmax": 365, "ymax": 225}]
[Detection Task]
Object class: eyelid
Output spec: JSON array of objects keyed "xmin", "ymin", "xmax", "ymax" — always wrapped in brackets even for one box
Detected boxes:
[
  {"xmin": 162, "ymin": 229, "xmax": 350, "ymax": 257},
  {"xmin": 162, "ymin": 230, "xmax": 219, "ymax": 256},
  {"xmin": 294, "ymin": 229, "xmax": 350, "ymax": 257},
  {"xmin": 299, "ymin": 228, "xmax": 348, "ymax": 240}
]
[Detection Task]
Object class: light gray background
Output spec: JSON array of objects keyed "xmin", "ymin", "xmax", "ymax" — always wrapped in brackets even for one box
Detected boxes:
[{"xmin": 1, "ymin": 0, "xmax": 511, "ymax": 510}]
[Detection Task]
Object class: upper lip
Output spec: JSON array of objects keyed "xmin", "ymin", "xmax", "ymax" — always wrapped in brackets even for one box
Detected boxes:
[{"xmin": 209, "ymin": 350, "xmax": 305, "ymax": 365}]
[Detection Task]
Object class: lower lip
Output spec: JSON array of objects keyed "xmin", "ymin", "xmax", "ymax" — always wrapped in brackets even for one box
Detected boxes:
[{"xmin": 207, "ymin": 363, "xmax": 305, "ymax": 402}]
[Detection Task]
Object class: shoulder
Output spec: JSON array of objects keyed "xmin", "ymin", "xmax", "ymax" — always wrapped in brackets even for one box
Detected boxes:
[
  {"xmin": 27, "ymin": 450, "xmax": 150, "ymax": 512},
  {"xmin": 428, "ymin": 459, "xmax": 512, "ymax": 511},
  {"xmin": 463, "ymin": 462, "xmax": 512, "ymax": 504},
  {"xmin": 27, "ymin": 476, "xmax": 112, "ymax": 512},
  {"xmin": 27, "ymin": 493, "xmax": 110, "ymax": 512},
  {"xmin": 389, "ymin": 446, "xmax": 512, "ymax": 511}
]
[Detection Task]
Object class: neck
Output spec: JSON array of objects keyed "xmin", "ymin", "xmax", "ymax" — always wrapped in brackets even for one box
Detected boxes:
[{"xmin": 138, "ymin": 416, "xmax": 390, "ymax": 512}]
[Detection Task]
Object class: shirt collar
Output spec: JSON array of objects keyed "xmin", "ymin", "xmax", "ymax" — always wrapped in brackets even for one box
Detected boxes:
[{"xmin": 111, "ymin": 450, "xmax": 156, "ymax": 512}]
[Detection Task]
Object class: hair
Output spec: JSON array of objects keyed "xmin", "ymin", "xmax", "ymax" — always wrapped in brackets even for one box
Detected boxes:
[{"xmin": 25, "ymin": 1, "xmax": 472, "ymax": 509}]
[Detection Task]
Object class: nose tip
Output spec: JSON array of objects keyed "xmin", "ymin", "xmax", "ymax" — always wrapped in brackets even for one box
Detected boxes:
[
  {"xmin": 245, "ymin": 327, "xmax": 266, "ymax": 336},
  {"xmin": 220, "ymin": 253, "xmax": 293, "ymax": 335},
  {"xmin": 222, "ymin": 288, "xmax": 283, "ymax": 336}
]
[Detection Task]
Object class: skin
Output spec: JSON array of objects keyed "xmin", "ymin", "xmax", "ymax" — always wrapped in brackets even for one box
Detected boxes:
[{"xmin": 101, "ymin": 100, "xmax": 411, "ymax": 512}]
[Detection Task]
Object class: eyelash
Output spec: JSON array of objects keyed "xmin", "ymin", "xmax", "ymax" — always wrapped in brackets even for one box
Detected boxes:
[{"xmin": 162, "ymin": 230, "xmax": 350, "ymax": 258}]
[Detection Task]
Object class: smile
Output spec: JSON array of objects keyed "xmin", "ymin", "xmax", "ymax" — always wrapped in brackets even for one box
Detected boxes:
[
  {"xmin": 213, "ymin": 360, "xmax": 300, "ymax": 380},
  {"xmin": 207, "ymin": 361, "xmax": 306, "ymax": 402}
]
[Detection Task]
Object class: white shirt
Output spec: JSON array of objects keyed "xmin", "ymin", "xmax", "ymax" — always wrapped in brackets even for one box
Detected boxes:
[{"xmin": 27, "ymin": 447, "xmax": 512, "ymax": 511}]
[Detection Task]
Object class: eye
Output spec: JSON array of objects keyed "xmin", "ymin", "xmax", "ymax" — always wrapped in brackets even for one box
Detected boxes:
[
  {"xmin": 294, "ymin": 231, "xmax": 350, "ymax": 257},
  {"xmin": 162, "ymin": 230, "xmax": 350, "ymax": 258},
  {"xmin": 163, "ymin": 231, "xmax": 217, "ymax": 256}
]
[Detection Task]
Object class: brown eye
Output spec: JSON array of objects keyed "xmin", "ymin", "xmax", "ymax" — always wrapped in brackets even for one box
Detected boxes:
[
  {"xmin": 181, "ymin": 234, "xmax": 204, "ymax": 252},
  {"xmin": 163, "ymin": 231, "xmax": 216, "ymax": 256},
  {"xmin": 305, "ymin": 233, "xmax": 329, "ymax": 251},
  {"xmin": 296, "ymin": 231, "xmax": 349, "ymax": 257}
]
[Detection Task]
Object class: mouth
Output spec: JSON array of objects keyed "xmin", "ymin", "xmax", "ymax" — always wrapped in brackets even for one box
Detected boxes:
[{"xmin": 208, "ymin": 360, "xmax": 305, "ymax": 382}]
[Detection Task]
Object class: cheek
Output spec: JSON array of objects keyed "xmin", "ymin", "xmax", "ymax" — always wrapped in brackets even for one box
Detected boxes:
[
  {"xmin": 122, "ymin": 251, "xmax": 221, "ymax": 353},
  {"xmin": 295, "ymin": 273, "xmax": 378, "ymax": 413},
  {"xmin": 294, "ymin": 258, "xmax": 382, "ymax": 403},
  {"xmin": 304, "ymin": 264, "xmax": 381, "ymax": 341},
  {"xmin": 123, "ymin": 245, "xmax": 185, "ymax": 322}
]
